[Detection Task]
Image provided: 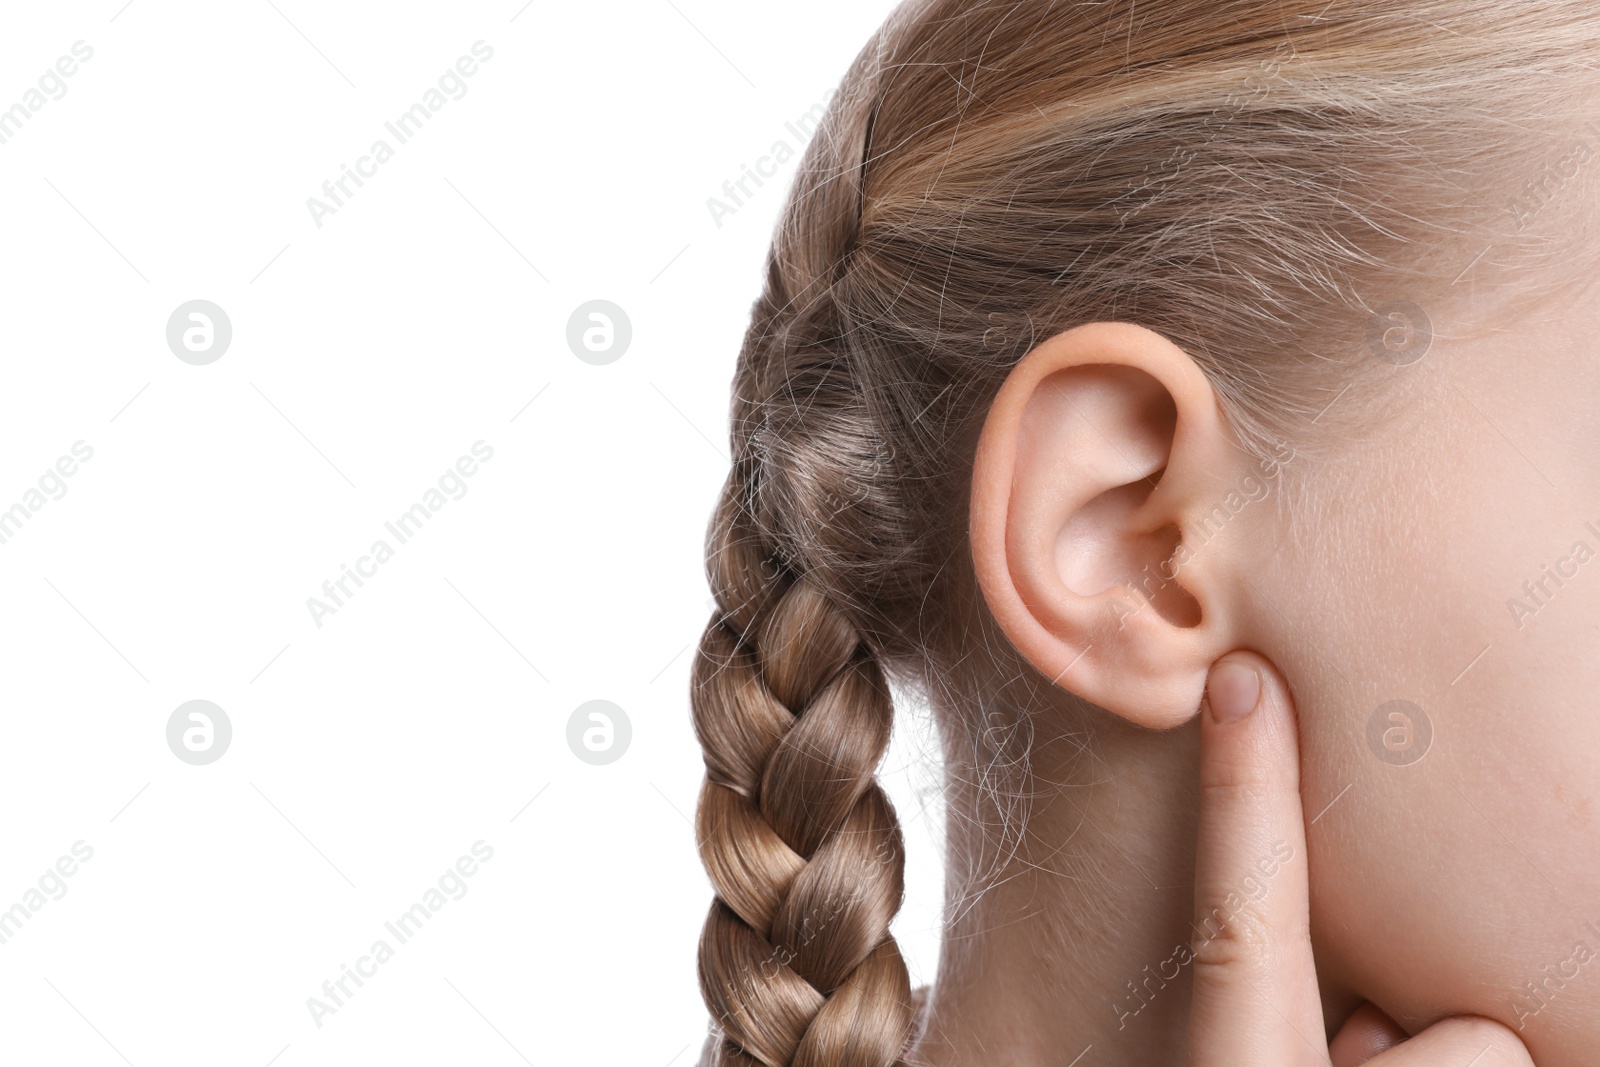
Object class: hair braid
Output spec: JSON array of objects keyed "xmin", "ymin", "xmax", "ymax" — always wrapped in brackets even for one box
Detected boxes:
[
  {"xmin": 692, "ymin": 468, "xmax": 916, "ymax": 1067},
  {"xmin": 690, "ymin": 18, "xmax": 921, "ymax": 1064}
]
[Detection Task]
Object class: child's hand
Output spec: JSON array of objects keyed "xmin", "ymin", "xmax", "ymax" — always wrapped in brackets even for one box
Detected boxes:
[{"xmin": 1188, "ymin": 651, "xmax": 1534, "ymax": 1066}]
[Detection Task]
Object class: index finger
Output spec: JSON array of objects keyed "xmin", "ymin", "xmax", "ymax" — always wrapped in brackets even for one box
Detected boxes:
[{"xmin": 1187, "ymin": 650, "xmax": 1328, "ymax": 1066}]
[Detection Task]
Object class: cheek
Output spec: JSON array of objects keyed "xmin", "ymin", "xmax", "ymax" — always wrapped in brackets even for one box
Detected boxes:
[{"xmin": 1304, "ymin": 670, "xmax": 1600, "ymax": 1044}]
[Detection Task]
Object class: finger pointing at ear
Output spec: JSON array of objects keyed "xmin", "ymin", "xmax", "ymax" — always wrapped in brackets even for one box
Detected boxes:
[{"xmin": 1187, "ymin": 650, "xmax": 1327, "ymax": 1066}]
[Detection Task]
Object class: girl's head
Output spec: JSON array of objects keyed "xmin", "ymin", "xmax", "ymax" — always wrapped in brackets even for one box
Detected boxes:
[{"xmin": 691, "ymin": 1, "xmax": 1600, "ymax": 1063}]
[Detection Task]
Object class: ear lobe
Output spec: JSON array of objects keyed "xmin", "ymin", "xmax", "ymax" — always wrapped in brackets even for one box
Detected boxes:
[{"xmin": 969, "ymin": 321, "xmax": 1243, "ymax": 730}]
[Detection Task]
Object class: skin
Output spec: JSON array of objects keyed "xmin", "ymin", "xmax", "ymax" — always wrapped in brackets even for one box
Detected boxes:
[{"xmin": 912, "ymin": 303, "xmax": 1600, "ymax": 1065}]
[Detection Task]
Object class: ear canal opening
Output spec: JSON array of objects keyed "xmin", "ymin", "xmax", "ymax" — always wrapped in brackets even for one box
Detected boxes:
[
  {"xmin": 1140, "ymin": 521, "xmax": 1201, "ymax": 629},
  {"xmin": 1126, "ymin": 462, "xmax": 1202, "ymax": 629}
]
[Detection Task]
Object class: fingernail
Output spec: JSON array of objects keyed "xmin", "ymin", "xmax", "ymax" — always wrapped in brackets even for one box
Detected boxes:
[{"xmin": 1207, "ymin": 659, "xmax": 1261, "ymax": 724}]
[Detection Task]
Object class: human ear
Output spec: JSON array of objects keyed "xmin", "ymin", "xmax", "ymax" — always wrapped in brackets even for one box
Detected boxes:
[{"xmin": 968, "ymin": 321, "xmax": 1250, "ymax": 729}]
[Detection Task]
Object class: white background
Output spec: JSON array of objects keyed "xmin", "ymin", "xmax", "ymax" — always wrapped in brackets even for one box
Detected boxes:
[{"xmin": 0, "ymin": 1, "xmax": 946, "ymax": 1064}]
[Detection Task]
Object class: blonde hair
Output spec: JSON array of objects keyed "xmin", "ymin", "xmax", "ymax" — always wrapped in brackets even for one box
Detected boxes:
[{"xmin": 690, "ymin": 1, "xmax": 1600, "ymax": 1063}]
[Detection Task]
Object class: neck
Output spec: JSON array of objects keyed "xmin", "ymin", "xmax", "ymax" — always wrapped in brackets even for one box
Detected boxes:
[{"xmin": 910, "ymin": 712, "xmax": 1209, "ymax": 1066}]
